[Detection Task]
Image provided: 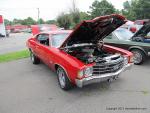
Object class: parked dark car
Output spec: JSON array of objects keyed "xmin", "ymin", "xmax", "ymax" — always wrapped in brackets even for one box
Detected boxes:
[
  {"xmin": 132, "ymin": 21, "xmax": 150, "ymax": 43},
  {"xmin": 104, "ymin": 28, "xmax": 150, "ymax": 65}
]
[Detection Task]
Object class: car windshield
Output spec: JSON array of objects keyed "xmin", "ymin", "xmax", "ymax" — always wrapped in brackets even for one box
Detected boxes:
[
  {"xmin": 114, "ymin": 28, "xmax": 133, "ymax": 40},
  {"xmin": 51, "ymin": 33, "xmax": 70, "ymax": 48}
]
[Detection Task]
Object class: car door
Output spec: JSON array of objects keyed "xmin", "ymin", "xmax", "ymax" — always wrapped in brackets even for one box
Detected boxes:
[
  {"xmin": 36, "ymin": 33, "xmax": 56, "ymax": 69},
  {"xmin": 35, "ymin": 33, "xmax": 50, "ymax": 64},
  {"xmin": 104, "ymin": 33, "xmax": 131, "ymax": 50}
]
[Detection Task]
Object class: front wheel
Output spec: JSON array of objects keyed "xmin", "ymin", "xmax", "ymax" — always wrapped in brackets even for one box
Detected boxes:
[
  {"xmin": 131, "ymin": 49, "xmax": 146, "ymax": 65},
  {"xmin": 56, "ymin": 67, "xmax": 73, "ymax": 90}
]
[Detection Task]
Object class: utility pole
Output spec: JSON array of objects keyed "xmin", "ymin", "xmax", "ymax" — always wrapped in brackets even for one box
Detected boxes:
[{"xmin": 37, "ymin": 8, "xmax": 40, "ymax": 24}]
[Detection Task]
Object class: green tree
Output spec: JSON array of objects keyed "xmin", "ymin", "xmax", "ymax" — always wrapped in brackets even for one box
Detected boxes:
[
  {"xmin": 57, "ymin": 13, "xmax": 72, "ymax": 29},
  {"xmin": 133, "ymin": 0, "xmax": 150, "ymax": 19},
  {"xmin": 122, "ymin": 0, "xmax": 150, "ymax": 20},
  {"xmin": 89, "ymin": 0, "xmax": 116, "ymax": 18},
  {"xmin": 12, "ymin": 18, "xmax": 22, "ymax": 25},
  {"xmin": 38, "ymin": 18, "xmax": 45, "ymax": 24},
  {"xmin": 4, "ymin": 19, "xmax": 12, "ymax": 25},
  {"xmin": 80, "ymin": 12, "xmax": 91, "ymax": 21},
  {"xmin": 69, "ymin": 0, "xmax": 81, "ymax": 25},
  {"xmin": 21, "ymin": 17, "xmax": 36, "ymax": 25},
  {"xmin": 45, "ymin": 20, "xmax": 57, "ymax": 24},
  {"xmin": 122, "ymin": 0, "xmax": 136, "ymax": 20}
]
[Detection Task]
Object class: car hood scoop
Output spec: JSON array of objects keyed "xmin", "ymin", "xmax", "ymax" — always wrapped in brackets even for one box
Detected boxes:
[{"xmin": 60, "ymin": 14, "xmax": 126, "ymax": 48}]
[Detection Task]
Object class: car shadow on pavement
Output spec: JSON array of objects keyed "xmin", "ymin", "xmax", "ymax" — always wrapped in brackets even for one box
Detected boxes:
[
  {"xmin": 36, "ymin": 59, "xmax": 150, "ymax": 97},
  {"xmin": 38, "ymin": 62, "xmax": 114, "ymax": 94},
  {"xmin": 69, "ymin": 81, "xmax": 115, "ymax": 94},
  {"xmin": 137, "ymin": 57, "xmax": 150, "ymax": 66}
]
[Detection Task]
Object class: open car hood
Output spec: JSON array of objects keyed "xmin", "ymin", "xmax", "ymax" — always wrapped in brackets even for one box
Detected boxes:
[
  {"xmin": 60, "ymin": 14, "xmax": 126, "ymax": 48},
  {"xmin": 132, "ymin": 21, "xmax": 150, "ymax": 38}
]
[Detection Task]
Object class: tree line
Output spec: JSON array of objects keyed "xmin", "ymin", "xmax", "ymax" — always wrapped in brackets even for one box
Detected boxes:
[
  {"xmin": 4, "ymin": 0, "xmax": 150, "ymax": 29},
  {"xmin": 57, "ymin": 0, "xmax": 150, "ymax": 29},
  {"xmin": 4, "ymin": 17, "xmax": 57, "ymax": 26}
]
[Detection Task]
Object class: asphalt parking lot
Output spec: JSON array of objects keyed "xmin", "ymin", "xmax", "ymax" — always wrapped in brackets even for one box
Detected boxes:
[
  {"xmin": 0, "ymin": 58, "xmax": 150, "ymax": 113},
  {"xmin": 0, "ymin": 33, "xmax": 150, "ymax": 113},
  {"xmin": 0, "ymin": 33, "xmax": 31, "ymax": 54}
]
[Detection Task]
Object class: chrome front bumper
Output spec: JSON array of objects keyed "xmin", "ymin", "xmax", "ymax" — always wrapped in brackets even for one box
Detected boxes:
[{"xmin": 75, "ymin": 63, "xmax": 133, "ymax": 88}]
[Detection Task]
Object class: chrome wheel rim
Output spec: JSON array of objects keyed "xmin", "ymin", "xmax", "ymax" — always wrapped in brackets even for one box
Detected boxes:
[
  {"xmin": 57, "ymin": 68, "xmax": 65, "ymax": 88},
  {"xmin": 132, "ymin": 51, "xmax": 142, "ymax": 64}
]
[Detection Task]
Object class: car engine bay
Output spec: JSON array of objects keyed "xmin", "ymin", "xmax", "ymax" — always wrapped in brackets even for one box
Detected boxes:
[
  {"xmin": 63, "ymin": 43, "xmax": 126, "ymax": 75},
  {"xmin": 64, "ymin": 44, "xmax": 124, "ymax": 65}
]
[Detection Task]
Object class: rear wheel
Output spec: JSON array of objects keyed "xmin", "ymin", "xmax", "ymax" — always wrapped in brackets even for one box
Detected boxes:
[
  {"xmin": 56, "ymin": 67, "xmax": 73, "ymax": 90},
  {"xmin": 131, "ymin": 49, "xmax": 146, "ymax": 65},
  {"xmin": 30, "ymin": 50, "xmax": 40, "ymax": 64}
]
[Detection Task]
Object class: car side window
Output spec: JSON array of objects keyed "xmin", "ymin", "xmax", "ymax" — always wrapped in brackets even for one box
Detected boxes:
[
  {"xmin": 108, "ymin": 33, "xmax": 119, "ymax": 40},
  {"xmin": 105, "ymin": 33, "xmax": 112, "ymax": 39},
  {"xmin": 36, "ymin": 34, "xmax": 49, "ymax": 46}
]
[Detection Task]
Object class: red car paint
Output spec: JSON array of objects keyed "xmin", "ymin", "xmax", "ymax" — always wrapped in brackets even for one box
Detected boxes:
[
  {"xmin": 27, "ymin": 14, "xmax": 133, "ymax": 86},
  {"xmin": 0, "ymin": 15, "xmax": 3, "ymax": 23}
]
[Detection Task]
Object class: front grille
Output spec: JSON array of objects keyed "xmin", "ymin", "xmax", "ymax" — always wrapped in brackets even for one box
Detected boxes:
[{"xmin": 92, "ymin": 57, "xmax": 124, "ymax": 75}]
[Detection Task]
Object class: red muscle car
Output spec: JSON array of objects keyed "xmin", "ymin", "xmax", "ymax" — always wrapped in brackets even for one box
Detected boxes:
[{"xmin": 27, "ymin": 14, "xmax": 133, "ymax": 90}]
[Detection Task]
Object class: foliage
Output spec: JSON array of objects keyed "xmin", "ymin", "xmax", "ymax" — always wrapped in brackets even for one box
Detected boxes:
[
  {"xmin": 4, "ymin": 0, "xmax": 149, "ymax": 27},
  {"xmin": 4, "ymin": 19, "xmax": 12, "ymax": 25},
  {"xmin": 69, "ymin": 0, "xmax": 81, "ymax": 25},
  {"xmin": 133, "ymin": 0, "xmax": 150, "ymax": 19},
  {"xmin": 21, "ymin": 17, "xmax": 37, "ymax": 25},
  {"xmin": 56, "ymin": 11, "xmax": 90, "ymax": 29},
  {"xmin": 122, "ymin": 0, "xmax": 150, "ymax": 20},
  {"xmin": 5, "ymin": 17, "xmax": 37, "ymax": 25},
  {"xmin": 89, "ymin": 0, "xmax": 116, "ymax": 18},
  {"xmin": 80, "ymin": 12, "xmax": 91, "ymax": 20},
  {"xmin": 0, "ymin": 50, "xmax": 30, "ymax": 63},
  {"xmin": 12, "ymin": 18, "xmax": 22, "ymax": 25},
  {"xmin": 45, "ymin": 20, "xmax": 57, "ymax": 24},
  {"xmin": 57, "ymin": 13, "xmax": 72, "ymax": 29},
  {"xmin": 38, "ymin": 18, "xmax": 45, "ymax": 24},
  {"xmin": 57, "ymin": 0, "xmax": 90, "ymax": 29}
]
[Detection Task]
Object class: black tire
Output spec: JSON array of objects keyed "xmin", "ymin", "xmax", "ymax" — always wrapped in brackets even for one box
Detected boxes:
[
  {"xmin": 56, "ymin": 67, "xmax": 73, "ymax": 90},
  {"xmin": 130, "ymin": 49, "xmax": 146, "ymax": 65},
  {"xmin": 30, "ymin": 50, "xmax": 40, "ymax": 64}
]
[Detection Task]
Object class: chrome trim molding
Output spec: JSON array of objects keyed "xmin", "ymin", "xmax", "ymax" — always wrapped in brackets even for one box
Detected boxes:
[{"xmin": 75, "ymin": 63, "xmax": 133, "ymax": 88}]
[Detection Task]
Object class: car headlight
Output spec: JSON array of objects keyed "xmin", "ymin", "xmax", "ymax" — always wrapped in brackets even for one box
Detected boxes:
[
  {"xmin": 124, "ymin": 56, "xmax": 128, "ymax": 65},
  {"xmin": 84, "ymin": 67, "xmax": 93, "ymax": 77},
  {"xmin": 77, "ymin": 70, "xmax": 84, "ymax": 79},
  {"xmin": 77, "ymin": 67, "xmax": 93, "ymax": 79}
]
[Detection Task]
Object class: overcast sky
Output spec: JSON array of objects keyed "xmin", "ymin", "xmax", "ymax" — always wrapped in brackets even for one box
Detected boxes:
[{"xmin": 0, "ymin": 0, "xmax": 127, "ymax": 21}]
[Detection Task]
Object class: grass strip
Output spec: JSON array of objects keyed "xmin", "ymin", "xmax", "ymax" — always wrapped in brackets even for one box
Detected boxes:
[{"xmin": 0, "ymin": 50, "xmax": 30, "ymax": 63}]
